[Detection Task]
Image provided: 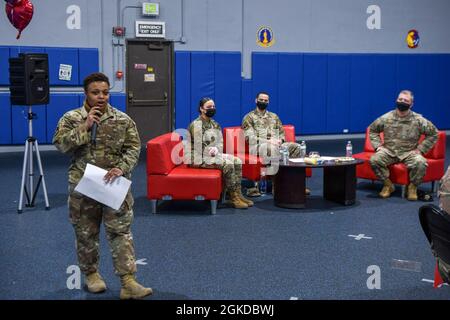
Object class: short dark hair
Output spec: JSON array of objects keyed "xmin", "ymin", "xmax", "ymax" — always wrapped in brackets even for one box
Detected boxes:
[
  {"xmin": 83, "ymin": 72, "xmax": 110, "ymax": 92},
  {"xmin": 198, "ymin": 97, "xmax": 213, "ymax": 113},
  {"xmin": 256, "ymin": 91, "xmax": 270, "ymax": 99}
]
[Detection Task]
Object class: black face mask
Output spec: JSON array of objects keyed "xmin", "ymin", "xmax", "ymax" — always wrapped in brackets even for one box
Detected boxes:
[
  {"xmin": 257, "ymin": 101, "xmax": 268, "ymax": 110},
  {"xmin": 205, "ymin": 108, "xmax": 216, "ymax": 118},
  {"xmin": 396, "ymin": 101, "xmax": 411, "ymax": 112}
]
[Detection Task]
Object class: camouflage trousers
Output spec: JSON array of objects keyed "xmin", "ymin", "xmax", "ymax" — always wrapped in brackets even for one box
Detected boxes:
[
  {"xmin": 254, "ymin": 142, "xmax": 301, "ymax": 161},
  {"xmin": 68, "ymin": 187, "xmax": 137, "ymax": 276},
  {"xmin": 369, "ymin": 149, "xmax": 428, "ymax": 186},
  {"xmin": 191, "ymin": 153, "xmax": 242, "ymax": 192}
]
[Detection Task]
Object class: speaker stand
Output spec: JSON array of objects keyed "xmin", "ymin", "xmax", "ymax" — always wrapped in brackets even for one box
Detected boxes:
[{"xmin": 17, "ymin": 106, "xmax": 50, "ymax": 214}]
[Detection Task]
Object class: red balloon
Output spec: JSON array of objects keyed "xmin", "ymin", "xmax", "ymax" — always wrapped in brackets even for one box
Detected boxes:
[{"xmin": 5, "ymin": 0, "xmax": 34, "ymax": 39}]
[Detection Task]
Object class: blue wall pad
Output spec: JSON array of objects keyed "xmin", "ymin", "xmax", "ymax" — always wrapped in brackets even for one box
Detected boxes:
[
  {"xmin": 302, "ymin": 54, "xmax": 328, "ymax": 134},
  {"xmin": 278, "ymin": 53, "xmax": 303, "ymax": 134},
  {"xmin": 240, "ymin": 79, "xmax": 254, "ymax": 121},
  {"xmin": 214, "ymin": 52, "xmax": 241, "ymax": 128},
  {"xmin": 110, "ymin": 93, "xmax": 126, "ymax": 113},
  {"xmin": 0, "ymin": 47, "xmax": 10, "ymax": 85},
  {"xmin": 45, "ymin": 47, "xmax": 79, "ymax": 86},
  {"xmin": 326, "ymin": 54, "xmax": 351, "ymax": 134},
  {"xmin": 9, "ymin": 46, "xmax": 45, "ymax": 57},
  {"xmin": 11, "ymin": 105, "xmax": 47, "ymax": 145},
  {"xmin": 78, "ymin": 48, "xmax": 99, "ymax": 83},
  {"xmin": 0, "ymin": 93, "xmax": 12, "ymax": 144},
  {"xmin": 46, "ymin": 94, "xmax": 80, "ymax": 143},
  {"xmin": 419, "ymin": 55, "xmax": 441, "ymax": 128},
  {"xmin": 371, "ymin": 54, "xmax": 399, "ymax": 120},
  {"xmin": 190, "ymin": 52, "xmax": 215, "ymax": 123},
  {"xmin": 175, "ymin": 51, "xmax": 191, "ymax": 130},
  {"xmin": 252, "ymin": 53, "xmax": 279, "ymax": 115},
  {"xmin": 349, "ymin": 54, "xmax": 375, "ymax": 133},
  {"xmin": 437, "ymin": 55, "xmax": 450, "ymax": 129}
]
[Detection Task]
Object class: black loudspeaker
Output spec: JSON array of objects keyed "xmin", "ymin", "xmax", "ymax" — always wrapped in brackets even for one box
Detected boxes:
[{"xmin": 9, "ymin": 53, "xmax": 50, "ymax": 105}]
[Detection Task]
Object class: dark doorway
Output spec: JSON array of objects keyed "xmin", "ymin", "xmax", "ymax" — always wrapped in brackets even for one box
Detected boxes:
[{"xmin": 126, "ymin": 39, "xmax": 174, "ymax": 143}]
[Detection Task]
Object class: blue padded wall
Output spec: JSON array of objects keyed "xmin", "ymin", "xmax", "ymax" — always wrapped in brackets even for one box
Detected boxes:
[
  {"xmin": 11, "ymin": 105, "xmax": 47, "ymax": 144},
  {"xmin": 302, "ymin": 54, "xmax": 328, "ymax": 134},
  {"xmin": 0, "ymin": 93, "xmax": 11, "ymax": 144},
  {"xmin": 241, "ymin": 79, "xmax": 254, "ymax": 120},
  {"xmin": 9, "ymin": 46, "xmax": 45, "ymax": 57},
  {"xmin": 326, "ymin": 54, "xmax": 351, "ymax": 134},
  {"xmin": 252, "ymin": 53, "xmax": 279, "ymax": 115},
  {"xmin": 110, "ymin": 93, "xmax": 126, "ymax": 113},
  {"xmin": 0, "ymin": 47, "xmax": 9, "ymax": 85},
  {"xmin": 46, "ymin": 94, "xmax": 80, "ymax": 143},
  {"xmin": 372, "ymin": 54, "xmax": 399, "ymax": 120},
  {"xmin": 278, "ymin": 53, "xmax": 303, "ymax": 133},
  {"xmin": 214, "ymin": 52, "xmax": 241, "ymax": 128},
  {"xmin": 349, "ymin": 55, "xmax": 375, "ymax": 133},
  {"xmin": 175, "ymin": 51, "xmax": 191, "ymax": 130},
  {"xmin": 437, "ymin": 55, "xmax": 450, "ymax": 129},
  {"xmin": 45, "ymin": 47, "xmax": 79, "ymax": 86},
  {"xmin": 190, "ymin": 52, "xmax": 215, "ymax": 122},
  {"xmin": 79, "ymin": 48, "xmax": 99, "ymax": 83}
]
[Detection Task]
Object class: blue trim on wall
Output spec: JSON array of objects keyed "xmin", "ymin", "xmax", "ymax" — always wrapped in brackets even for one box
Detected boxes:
[{"xmin": 175, "ymin": 51, "xmax": 191, "ymax": 130}]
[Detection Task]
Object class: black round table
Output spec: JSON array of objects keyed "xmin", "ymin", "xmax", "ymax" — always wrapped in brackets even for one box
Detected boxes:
[{"xmin": 273, "ymin": 159, "xmax": 364, "ymax": 209}]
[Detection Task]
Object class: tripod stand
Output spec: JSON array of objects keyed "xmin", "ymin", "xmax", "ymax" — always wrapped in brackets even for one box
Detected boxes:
[{"xmin": 17, "ymin": 106, "xmax": 50, "ymax": 213}]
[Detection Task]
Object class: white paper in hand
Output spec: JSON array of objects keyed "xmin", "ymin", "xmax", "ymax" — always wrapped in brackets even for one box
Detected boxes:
[{"xmin": 74, "ymin": 163, "xmax": 132, "ymax": 210}]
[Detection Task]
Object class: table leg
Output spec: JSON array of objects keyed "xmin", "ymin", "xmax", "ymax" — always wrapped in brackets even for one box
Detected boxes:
[
  {"xmin": 274, "ymin": 166, "xmax": 306, "ymax": 208},
  {"xmin": 323, "ymin": 164, "xmax": 357, "ymax": 205}
]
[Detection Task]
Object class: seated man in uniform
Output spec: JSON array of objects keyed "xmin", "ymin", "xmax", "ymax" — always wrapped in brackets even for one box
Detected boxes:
[
  {"xmin": 369, "ymin": 90, "xmax": 438, "ymax": 201},
  {"xmin": 241, "ymin": 92, "xmax": 309, "ymax": 197},
  {"xmin": 436, "ymin": 166, "xmax": 450, "ymax": 283}
]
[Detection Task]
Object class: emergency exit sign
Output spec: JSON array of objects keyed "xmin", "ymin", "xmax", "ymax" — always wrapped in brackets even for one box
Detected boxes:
[{"xmin": 135, "ymin": 21, "xmax": 165, "ymax": 38}]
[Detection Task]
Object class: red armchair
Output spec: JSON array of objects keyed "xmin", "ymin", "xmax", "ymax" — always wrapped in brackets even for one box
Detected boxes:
[
  {"xmin": 353, "ymin": 128, "xmax": 446, "ymax": 194},
  {"xmin": 146, "ymin": 133, "xmax": 222, "ymax": 214},
  {"xmin": 223, "ymin": 125, "xmax": 312, "ymax": 181}
]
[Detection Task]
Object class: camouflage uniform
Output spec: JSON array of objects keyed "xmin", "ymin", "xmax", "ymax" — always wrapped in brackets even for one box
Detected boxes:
[
  {"xmin": 186, "ymin": 116, "xmax": 242, "ymax": 192},
  {"xmin": 436, "ymin": 166, "xmax": 450, "ymax": 282},
  {"xmin": 53, "ymin": 102, "xmax": 141, "ymax": 276},
  {"xmin": 369, "ymin": 110, "xmax": 438, "ymax": 186},
  {"xmin": 241, "ymin": 108, "xmax": 301, "ymax": 162}
]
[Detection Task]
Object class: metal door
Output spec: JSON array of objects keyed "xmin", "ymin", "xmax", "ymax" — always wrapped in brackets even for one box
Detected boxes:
[{"xmin": 126, "ymin": 40, "xmax": 174, "ymax": 143}]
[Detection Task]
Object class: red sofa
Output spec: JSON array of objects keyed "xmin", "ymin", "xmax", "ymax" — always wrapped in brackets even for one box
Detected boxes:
[
  {"xmin": 353, "ymin": 128, "xmax": 446, "ymax": 194},
  {"xmin": 223, "ymin": 124, "xmax": 312, "ymax": 181},
  {"xmin": 146, "ymin": 132, "xmax": 222, "ymax": 214}
]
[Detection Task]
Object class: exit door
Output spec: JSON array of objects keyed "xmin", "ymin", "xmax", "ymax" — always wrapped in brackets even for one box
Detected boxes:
[{"xmin": 126, "ymin": 40, "xmax": 174, "ymax": 143}]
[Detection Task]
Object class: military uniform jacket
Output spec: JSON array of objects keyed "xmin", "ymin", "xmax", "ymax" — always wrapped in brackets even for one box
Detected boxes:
[
  {"xmin": 241, "ymin": 108, "xmax": 285, "ymax": 143},
  {"xmin": 369, "ymin": 110, "xmax": 438, "ymax": 160},
  {"xmin": 53, "ymin": 102, "xmax": 141, "ymax": 185},
  {"xmin": 186, "ymin": 116, "xmax": 223, "ymax": 165}
]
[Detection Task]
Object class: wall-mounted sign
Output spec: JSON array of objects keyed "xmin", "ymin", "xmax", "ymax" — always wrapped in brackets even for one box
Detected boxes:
[
  {"xmin": 257, "ymin": 26, "xmax": 274, "ymax": 47},
  {"xmin": 135, "ymin": 21, "xmax": 165, "ymax": 38},
  {"xmin": 142, "ymin": 2, "xmax": 159, "ymax": 16},
  {"xmin": 406, "ymin": 29, "xmax": 420, "ymax": 48},
  {"xmin": 59, "ymin": 64, "xmax": 72, "ymax": 81}
]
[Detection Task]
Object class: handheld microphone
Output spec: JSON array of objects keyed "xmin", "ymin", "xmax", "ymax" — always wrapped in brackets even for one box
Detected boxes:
[{"xmin": 91, "ymin": 123, "xmax": 97, "ymax": 145}]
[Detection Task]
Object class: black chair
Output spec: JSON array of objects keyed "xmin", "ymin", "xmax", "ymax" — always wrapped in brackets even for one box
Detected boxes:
[{"xmin": 419, "ymin": 204, "xmax": 450, "ymax": 284}]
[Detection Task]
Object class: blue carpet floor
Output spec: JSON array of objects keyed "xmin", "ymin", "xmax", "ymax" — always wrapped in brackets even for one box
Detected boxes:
[{"xmin": 0, "ymin": 137, "xmax": 449, "ymax": 300}]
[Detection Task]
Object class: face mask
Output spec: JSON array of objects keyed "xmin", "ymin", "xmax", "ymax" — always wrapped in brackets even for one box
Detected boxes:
[
  {"xmin": 396, "ymin": 101, "xmax": 411, "ymax": 112},
  {"xmin": 205, "ymin": 108, "xmax": 216, "ymax": 118},
  {"xmin": 257, "ymin": 101, "xmax": 268, "ymax": 110}
]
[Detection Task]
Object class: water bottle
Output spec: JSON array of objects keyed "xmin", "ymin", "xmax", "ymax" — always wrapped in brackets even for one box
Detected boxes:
[
  {"xmin": 259, "ymin": 171, "xmax": 267, "ymax": 194},
  {"xmin": 346, "ymin": 141, "xmax": 353, "ymax": 157},
  {"xmin": 300, "ymin": 141, "xmax": 307, "ymax": 158},
  {"xmin": 280, "ymin": 145, "xmax": 289, "ymax": 164}
]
